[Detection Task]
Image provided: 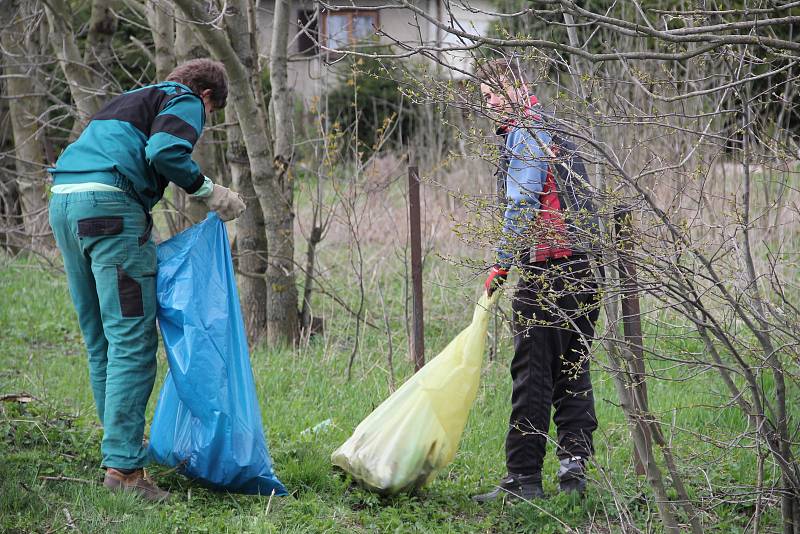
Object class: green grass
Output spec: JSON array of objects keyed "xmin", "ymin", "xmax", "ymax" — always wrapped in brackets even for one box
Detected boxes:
[{"xmin": 0, "ymin": 256, "xmax": 783, "ymax": 533}]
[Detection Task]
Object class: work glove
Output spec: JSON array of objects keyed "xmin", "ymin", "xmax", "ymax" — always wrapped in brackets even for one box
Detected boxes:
[
  {"xmin": 204, "ymin": 184, "xmax": 246, "ymax": 222},
  {"xmin": 484, "ymin": 265, "xmax": 509, "ymax": 296}
]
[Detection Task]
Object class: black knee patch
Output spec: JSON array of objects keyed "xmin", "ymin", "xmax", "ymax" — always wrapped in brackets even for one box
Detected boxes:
[{"xmin": 117, "ymin": 265, "xmax": 143, "ymax": 317}]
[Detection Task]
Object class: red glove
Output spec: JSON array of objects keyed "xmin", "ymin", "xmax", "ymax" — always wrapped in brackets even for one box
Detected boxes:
[{"xmin": 484, "ymin": 265, "xmax": 509, "ymax": 296}]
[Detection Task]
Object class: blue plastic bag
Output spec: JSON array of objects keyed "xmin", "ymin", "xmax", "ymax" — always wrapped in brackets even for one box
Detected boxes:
[{"xmin": 149, "ymin": 213, "xmax": 287, "ymax": 496}]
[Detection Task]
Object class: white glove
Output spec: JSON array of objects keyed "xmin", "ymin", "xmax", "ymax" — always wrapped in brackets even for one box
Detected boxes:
[{"xmin": 204, "ymin": 184, "xmax": 246, "ymax": 222}]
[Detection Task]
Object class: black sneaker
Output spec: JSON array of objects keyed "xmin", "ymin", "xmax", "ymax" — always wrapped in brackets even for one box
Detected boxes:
[
  {"xmin": 472, "ymin": 473, "xmax": 545, "ymax": 503},
  {"xmin": 557, "ymin": 457, "xmax": 587, "ymax": 494}
]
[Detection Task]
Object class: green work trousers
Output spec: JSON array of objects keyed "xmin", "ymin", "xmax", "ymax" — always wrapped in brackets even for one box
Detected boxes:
[{"xmin": 49, "ymin": 190, "xmax": 157, "ymax": 469}]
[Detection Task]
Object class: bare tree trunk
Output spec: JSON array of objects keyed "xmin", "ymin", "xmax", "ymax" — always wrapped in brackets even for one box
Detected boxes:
[
  {"xmin": 83, "ymin": 0, "xmax": 117, "ymax": 81},
  {"xmin": 266, "ymin": 0, "xmax": 300, "ymax": 345},
  {"xmin": 0, "ymin": 83, "xmax": 23, "ymax": 253},
  {"xmin": 228, "ymin": 105, "xmax": 268, "ymax": 344},
  {"xmin": 0, "ymin": 172, "xmax": 22, "ymax": 254},
  {"xmin": 224, "ymin": 0, "xmax": 269, "ymax": 344},
  {"xmin": 145, "ymin": 0, "xmax": 175, "ymax": 81},
  {"xmin": 1, "ymin": 0, "xmax": 52, "ymax": 252},
  {"xmin": 43, "ymin": 0, "xmax": 105, "ymax": 126}
]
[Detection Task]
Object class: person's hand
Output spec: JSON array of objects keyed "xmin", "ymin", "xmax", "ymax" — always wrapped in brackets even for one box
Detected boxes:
[
  {"xmin": 484, "ymin": 265, "xmax": 509, "ymax": 296},
  {"xmin": 205, "ymin": 184, "xmax": 246, "ymax": 222}
]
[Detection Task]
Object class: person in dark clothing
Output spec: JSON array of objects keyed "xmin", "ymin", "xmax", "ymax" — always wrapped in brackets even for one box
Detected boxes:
[
  {"xmin": 471, "ymin": 59, "xmax": 601, "ymax": 503},
  {"xmin": 48, "ymin": 59, "xmax": 245, "ymax": 502}
]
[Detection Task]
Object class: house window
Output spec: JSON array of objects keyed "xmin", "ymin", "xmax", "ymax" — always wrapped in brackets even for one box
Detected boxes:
[
  {"xmin": 322, "ymin": 10, "xmax": 379, "ymax": 50},
  {"xmin": 297, "ymin": 10, "xmax": 319, "ymax": 56}
]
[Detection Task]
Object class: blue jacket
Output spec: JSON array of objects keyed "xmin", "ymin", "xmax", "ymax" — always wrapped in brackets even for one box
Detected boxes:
[
  {"xmin": 50, "ymin": 82, "xmax": 206, "ymax": 210},
  {"xmin": 496, "ymin": 125, "xmax": 552, "ymax": 269}
]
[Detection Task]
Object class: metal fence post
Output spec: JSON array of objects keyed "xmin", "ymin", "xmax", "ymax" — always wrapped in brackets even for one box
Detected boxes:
[
  {"xmin": 615, "ymin": 206, "xmax": 650, "ymax": 476},
  {"xmin": 408, "ymin": 166, "xmax": 425, "ymax": 371}
]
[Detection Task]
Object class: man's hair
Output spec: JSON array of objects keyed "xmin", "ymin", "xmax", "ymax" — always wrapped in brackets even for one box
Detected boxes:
[
  {"xmin": 474, "ymin": 57, "xmax": 525, "ymax": 87},
  {"xmin": 166, "ymin": 59, "xmax": 228, "ymax": 109}
]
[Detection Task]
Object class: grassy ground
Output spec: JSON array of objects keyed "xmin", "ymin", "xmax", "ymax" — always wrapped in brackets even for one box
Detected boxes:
[{"xmin": 0, "ymin": 253, "xmax": 782, "ymax": 533}]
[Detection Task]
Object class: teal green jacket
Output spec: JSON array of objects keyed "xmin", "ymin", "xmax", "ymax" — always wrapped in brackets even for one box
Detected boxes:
[{"xmin": 49, "ymin": 82, "xmax": 206, "ymax": 210}]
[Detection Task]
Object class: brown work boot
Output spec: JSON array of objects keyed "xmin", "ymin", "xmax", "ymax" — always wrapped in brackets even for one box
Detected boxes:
[{"xmin": 103, "ymin": 468, "xmax": 171, "ymax": 502}]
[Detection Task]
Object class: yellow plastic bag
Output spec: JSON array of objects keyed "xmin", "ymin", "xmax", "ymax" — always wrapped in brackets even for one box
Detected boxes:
[{"xmin": 331, "ymin": 292, "xmax": 499, "ymax": 494}]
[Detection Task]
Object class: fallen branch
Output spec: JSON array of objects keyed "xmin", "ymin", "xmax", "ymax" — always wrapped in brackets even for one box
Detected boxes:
[{"xmin": 0, "ymin": 393, "xmax": 37, "ymax": 403}]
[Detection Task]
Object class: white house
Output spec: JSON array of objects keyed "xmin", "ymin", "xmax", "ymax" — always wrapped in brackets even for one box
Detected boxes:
[{"xmin": 256, "ymin": 1, "xmax": 498, "ymax": 99}]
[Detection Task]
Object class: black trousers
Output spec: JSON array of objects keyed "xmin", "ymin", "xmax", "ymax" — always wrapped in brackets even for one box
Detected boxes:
[{"xmin": 505, "ymin": 256, "xmax": 600, "ymax": 476}]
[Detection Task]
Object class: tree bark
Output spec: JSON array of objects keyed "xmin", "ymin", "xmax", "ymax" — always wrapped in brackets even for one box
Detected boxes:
[
  {"xmin": 224, "ymin": 0, "xmax": 269, "ymax": 344},
  {"xmin": 266, "ymin": 0, "xmax": 299, "ymax": 345},
  {"xmin": 1, "ymin": 0, "xmax": 53, "ymax": 252},
  {"xmin": 301, "ymin": 225, "xmax": 322, "ymax": 333},
  {"xmin": 0, "ymin": 83, "xmax": 23, "ymax": 253},
  {"xmin": 145, "ymin": 0, "xmax": 175, "ymax": 81}
]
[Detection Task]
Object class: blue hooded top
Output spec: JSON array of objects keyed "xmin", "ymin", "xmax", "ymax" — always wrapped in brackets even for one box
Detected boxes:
[{"xmin": 496, "ymin": 124, "xmax": 552, "ymax": 269}]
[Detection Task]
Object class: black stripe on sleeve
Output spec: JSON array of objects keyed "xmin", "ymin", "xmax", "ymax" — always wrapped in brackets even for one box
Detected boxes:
[
  {"xmin": 183, "ymin": 173, "xmax": 205, "ymax": 194},
  {"xmin": 150, "ymin": 114, "xmax": 199, "ymax": 145}
]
